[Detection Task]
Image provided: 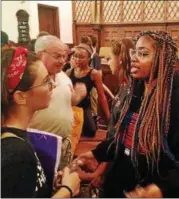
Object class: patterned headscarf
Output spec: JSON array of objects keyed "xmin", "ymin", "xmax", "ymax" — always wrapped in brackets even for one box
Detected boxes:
[{"xmin": 7, "ymin": 47, "xmax": 28, "ymax": 92}]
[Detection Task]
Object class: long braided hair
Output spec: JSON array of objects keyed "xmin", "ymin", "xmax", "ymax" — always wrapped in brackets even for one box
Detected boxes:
[{"xmin": 115, "ymin": 31, "xmax": 178, "ymax": 173}]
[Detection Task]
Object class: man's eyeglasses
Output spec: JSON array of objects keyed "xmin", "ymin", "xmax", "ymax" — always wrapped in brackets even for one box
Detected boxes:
[
  {"xmin": 44, "ymin": 51, "xmax": 66, "ymax": 61},
  {"xmin": 129, "ymin": 49, "xmax": 154, "ymax": 60}
]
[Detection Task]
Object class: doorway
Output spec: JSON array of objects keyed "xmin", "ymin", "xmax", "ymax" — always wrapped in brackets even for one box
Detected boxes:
[{"xmin": 38, "ymin": 4, "xmax": 60, "ymax": 37}]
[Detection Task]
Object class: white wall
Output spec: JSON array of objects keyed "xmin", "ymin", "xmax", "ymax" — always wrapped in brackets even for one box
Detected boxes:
[
  {"xmin": 2, "ymin": 1, "xmax": 34, "ymax": 42},
  {"xmin": 2, "ymin": 1, "xmax": 73, "ymax": 43},
  {"xmin": 37, "ymin": 1, "xmax": 73, "ymax": 43}
]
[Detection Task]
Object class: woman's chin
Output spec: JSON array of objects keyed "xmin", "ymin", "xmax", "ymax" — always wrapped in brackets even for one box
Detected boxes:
[
  {"xmin": 38, "ymin": 104, "xmax": 49, "ymax": 111},
  {"xmin": 40, "ymin": 99, "xmax": 52, "ymax": 110},
  {"xmin": 131, "ymin": 73, "xmax": 141, "ymax": 79}
]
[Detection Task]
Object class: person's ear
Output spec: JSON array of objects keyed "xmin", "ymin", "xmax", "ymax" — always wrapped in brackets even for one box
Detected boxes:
[{"xmin": 13, "ymin": 91, "xmax": 27, "ymax": 105}]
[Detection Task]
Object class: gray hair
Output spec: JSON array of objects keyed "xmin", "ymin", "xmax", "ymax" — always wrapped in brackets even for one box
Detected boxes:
[{"xmin": 34, "ymin": 35, "xmax": 64, "ymax": 54}]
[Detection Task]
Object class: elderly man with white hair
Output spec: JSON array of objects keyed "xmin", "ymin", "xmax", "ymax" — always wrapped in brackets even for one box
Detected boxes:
[{"xmin": 29, "ymin": 35, "xmax": 86, "ymax": 169}]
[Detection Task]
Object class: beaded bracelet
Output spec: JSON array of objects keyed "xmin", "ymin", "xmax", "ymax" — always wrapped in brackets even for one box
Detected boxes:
[{"xmin": 58, "ymin": 185, "xmax": 73, "ymax": 198}]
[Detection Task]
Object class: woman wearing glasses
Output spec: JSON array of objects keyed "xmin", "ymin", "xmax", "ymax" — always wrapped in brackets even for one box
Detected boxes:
[
  {"xmin": 78, "ymin": 31, "xmax": 179, "ymax": 197},
  {"xmin": 1, "ymin": 47, "xmax": 80, "ymax": 198}
]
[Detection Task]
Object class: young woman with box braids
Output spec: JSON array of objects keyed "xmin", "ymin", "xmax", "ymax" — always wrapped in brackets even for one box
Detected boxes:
[{"xmin": 78, "ymin": 31, "xmax": 179, "ymax": 198}]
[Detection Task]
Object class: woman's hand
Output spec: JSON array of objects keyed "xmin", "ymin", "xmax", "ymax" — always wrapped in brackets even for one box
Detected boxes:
[
  {"xmin": 124, "ymin": 184, "xmax": 163, "ymax": 198},
  {"xmin": 88, "ymin": 162, "xmax": 109, "ymax": 189},
  {"xmin": 78, "ymin": 151, "xmax": 95, "ymax": 160},
  {"xmin": 61, "ymin": 167, "xmax": 81, "ymax": 196},
  {"xmin": 53, "ymin": 170, "xmax": 63, "ymax": 191},
  {"xmin": 77, "ymin": 167, "xmax": 95, "ymax": 181},
  {"xmin": 54, "ymin": 167, "xmax": 81, "ymax": 197},
  {"xmin": 89, "ymin": 174, "xmax": 103, "ymax": 189},
  {"xmin": 77, "ymin": 151, "xmax": 99, "ymax": 172}
]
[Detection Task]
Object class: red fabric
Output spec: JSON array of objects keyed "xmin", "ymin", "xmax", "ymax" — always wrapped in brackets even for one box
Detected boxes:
[
  {"xmin": 7, "ymin": 47, "xmax": 28, "ymax": 91},
  {"xmin": 122, "ymin": 112, "xmax": 146, "ymax": 154}
]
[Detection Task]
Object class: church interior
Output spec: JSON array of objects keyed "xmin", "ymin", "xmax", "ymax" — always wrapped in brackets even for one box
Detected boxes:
[{"xmin": 1, "ymin": 1, "xmax": 179, "ymax": 198}]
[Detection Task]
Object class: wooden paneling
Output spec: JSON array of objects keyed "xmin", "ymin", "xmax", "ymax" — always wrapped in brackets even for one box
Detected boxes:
[
  {"xmin": 74, "ymin": 24, "xmax": 101, "ymax": 51},
  {"xmin": 76, "ymin": 22, "xmax": 179, "ymax": 47},
  {"xmin": 74, "ymin": 23, "xmax": 179, "ymax": 48},
  {"xmin": 166, "ymin": 24, "xmax": 179, "ymax": 47},
  {"xmin": 73, "ymin": 1, "xmax": 179, "ymax": 49},
  {"xmin": 75, "ymin": 25, "xmax": 96, "ymax": 43}
]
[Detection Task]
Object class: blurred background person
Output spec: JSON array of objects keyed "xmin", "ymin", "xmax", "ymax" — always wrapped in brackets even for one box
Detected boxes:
[{"xmin": 67, "ymin": 43, "xmax": 110, "ymax": 137}]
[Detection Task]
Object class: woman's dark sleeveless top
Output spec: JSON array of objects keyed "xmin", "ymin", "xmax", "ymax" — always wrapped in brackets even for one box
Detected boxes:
[{"xmin": 70, "ymin": 68, "xmax": 95, "ymax": 109}]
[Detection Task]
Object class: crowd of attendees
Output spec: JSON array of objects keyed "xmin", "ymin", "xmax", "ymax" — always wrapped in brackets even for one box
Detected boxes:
[{"xmin": 1, "ymin": 28, "xmax": 179, "ymax": 198}]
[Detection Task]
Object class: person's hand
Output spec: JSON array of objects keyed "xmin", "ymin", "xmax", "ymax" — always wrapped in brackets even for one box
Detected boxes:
[
  {"xmin": 54, "ymin": 167, "xmax": 81, "ymax": 197},
  {"xmin": 53, "ymin": 170, "xmax": 63, "ymax": 191},
  {"xmin": 88, "ymin": 162, "xmax": 108, "ymax": 189},
  {"xmin": 53, "ymin": 159, "xmax": 83, "ymax": 190},
  {"xmin": 75, "ymin": 168, "xmax": 102, "ymax": 190},
  {"xmin": 77, "ymin": 167, "xmax": 95, "ymax": 181},
  {"xmin": 124, "ymin": 184, "xmax": 163, "ymax": 198},
  {"xmin": 89, "ymin": 174, "xmax": 103, "ymax": 189},
  {"xmin": 68, "ymin": 158, "xmax": 84, "ymax": 173},
  {"xmin": 73, "ymin": 82, "xmax": 87, "ymax": 99},
  {"xmin": 78, "ymin": 151, "xmax": 95, "ymax": 160},
  {"xmin": 61, "ymin": 167, "xmax": 81, "ymax": 196},
  {"xmin": 77, "ymin": 151, "xmax": 99, "ymax": 172},
  {"xmin": 76, "ymin": 164, "xmax": 101, "ymax": 183}
]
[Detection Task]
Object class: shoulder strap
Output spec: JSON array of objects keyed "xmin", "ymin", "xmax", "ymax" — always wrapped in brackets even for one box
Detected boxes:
[
  {"xmin": 89, "ymin": 68, "xmax": 94, "ymax": 75},
  {"xmin": 1, "ymin": 132, "xmax": 25, "ymax": 141},
  {"xmin": 88, "ymin": 68, "xmax": 94, "ymax": 80},
  {"xmin": 89, "ymin": 69, "xmax": 96, "ymax": 86},
  {"xmin": 1, "ymin": 132, "xmax": 37, "ymax": 161},
  {"xmin": 70, "ymin": 68, "xmax": 75, "ymax": 77}
]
